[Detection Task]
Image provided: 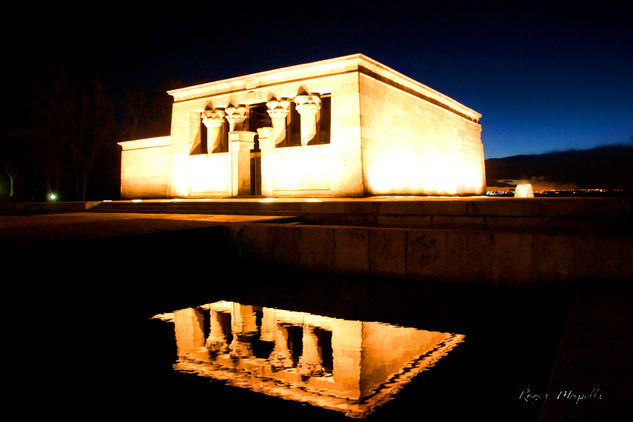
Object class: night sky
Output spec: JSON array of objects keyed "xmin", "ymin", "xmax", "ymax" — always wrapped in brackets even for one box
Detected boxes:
[{"xmin": 7, "ymin": 1, "xmax": 633, "ymax": 159}]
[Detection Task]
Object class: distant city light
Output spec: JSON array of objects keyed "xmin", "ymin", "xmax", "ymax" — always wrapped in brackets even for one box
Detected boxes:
[{"xmin": 48, "ymin": 193, "xmax": 57, "ymax": 201}]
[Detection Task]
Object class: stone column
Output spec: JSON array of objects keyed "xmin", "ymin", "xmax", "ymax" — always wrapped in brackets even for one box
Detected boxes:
[
  {"xmin": 257, "ymin": 127, "xmax": 274, "ymax": 197},
  {"xmin": 294, "ymin": 94, "xmax": 321, "ymax": 147},
  {"xmin": 269, "ymin": 325, "xmax": 294, "ymax": 370},
  {"xmin": 266, "ymin": 99, "xmax": 291, "ymax": 146},
  {"xmin": 225, "ymin": 104, "xmax": 247, "ymax": 132},
  {"xmin": 201, "ymin": 109, "xmax": 225, "ymax": 153},
  {"xmin": 297, "ymin": 325, "xmax": 323, "ymax": 377}
]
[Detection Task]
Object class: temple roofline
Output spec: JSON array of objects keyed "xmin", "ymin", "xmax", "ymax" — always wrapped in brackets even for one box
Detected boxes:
[
  {"xmin": 118, "ymin": 136, "xmax": 171, "ymax": 150},
  {"xmin": 166, "ymin": 54, "xmax": 481, "ymax": 123}
]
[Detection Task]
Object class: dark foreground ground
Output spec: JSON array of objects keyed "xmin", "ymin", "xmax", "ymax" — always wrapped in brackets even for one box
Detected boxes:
[{"xmin": 3, "ymin": 215, "xmax": 631, "ymax": 421}]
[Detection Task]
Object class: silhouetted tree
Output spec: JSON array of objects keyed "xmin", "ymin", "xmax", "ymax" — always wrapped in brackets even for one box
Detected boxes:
[
  {"xmin": 118, "ymin": 77, "xmax": 182, "ymax": 142},
  {"xmin": 67, "ymin": 79, "xmax": 115, "ymax": 201},
  {"xmin": 146, "ymin": 77, "xmax": 183, "ymax": 137},
  {"xmin": 16, "ymin": 60, "xmax": 116, "ymax": 201},
  {"xmin": 119, "ymin": 87, "xmax": 147, "ymax": 141},
  {"xmin": 0, "ymin": 147, "xmax": 20, "ymax": 199}
]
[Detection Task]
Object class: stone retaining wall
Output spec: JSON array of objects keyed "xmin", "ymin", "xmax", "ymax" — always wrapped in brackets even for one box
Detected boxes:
[{"xmin": 223, "ymin": 222, "xmax": 633, "ymax": 285}]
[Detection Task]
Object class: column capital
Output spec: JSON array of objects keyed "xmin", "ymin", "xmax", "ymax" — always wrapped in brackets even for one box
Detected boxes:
[
  {"xmin": 266, "ymin": 98, "xmax": 291, "ymax": 119},
  {"xmin": 294, "ymin": 94, "xmax": 321, "ymax": 115},
  {"xmin": 201, "ymin": 109, "xmax": 225, "ymax": 128},
  {"xmin": 225, "ymin": 104, "xmax": 247, "ymax": 131}
]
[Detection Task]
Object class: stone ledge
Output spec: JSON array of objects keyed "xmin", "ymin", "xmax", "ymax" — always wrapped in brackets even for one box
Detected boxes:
[
  {"xmin": 0, "ymin": 201, "xmax": 102, "ymax": 215},
  {"xmin": 89, "ymin": 197, "xmax": 630, "ymax": 234}
]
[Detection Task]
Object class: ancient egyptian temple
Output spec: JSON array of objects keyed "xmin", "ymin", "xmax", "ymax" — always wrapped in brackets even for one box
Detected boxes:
[{"xmin": 118, "ymin": 54, "xmax": 485, "ymax": 198}]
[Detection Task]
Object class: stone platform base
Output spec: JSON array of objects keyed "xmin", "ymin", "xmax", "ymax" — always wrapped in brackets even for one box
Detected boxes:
[
  {"xmin": 92, "ymin": 196, "xmax": 630, "ymax": 234},
  {"xmin": 3, "ymin": 197, "xmax": 631, "ymax": 284}
]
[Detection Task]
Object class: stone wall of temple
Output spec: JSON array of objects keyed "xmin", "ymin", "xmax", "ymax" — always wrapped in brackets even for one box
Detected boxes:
[
  {"xmin": 119, "ymin": 136, "xmax": 171, "ymax": 198},
  {"xmin": 359, "ymin": 73, "xmax": 485, "ymax": 195},
  {"xmin": 166, "ymin": 69, "xmax": 365, "ymax": 197}
]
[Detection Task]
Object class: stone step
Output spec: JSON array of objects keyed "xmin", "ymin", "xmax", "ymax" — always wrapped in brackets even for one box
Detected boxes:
[{"xmin": 89, "ymin": 198, "xmax": 631, "ymax": 234}]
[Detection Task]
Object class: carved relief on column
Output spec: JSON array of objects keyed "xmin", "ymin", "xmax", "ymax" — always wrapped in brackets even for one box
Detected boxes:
[
  {"xmin": 269, "ymin": 324, "xmax": 294, "ymax": 370},
  {"xmin": 294, "ymin": 94, "xmax": 321, "ymax": 147},
  {"xmin": 202, "ymin": 109, "xmax": 225, "ymax": 153},
  {"xmin": 266, "ymin": 98, "xmax": 291, "ymax": 146},
  {"xmin": 297, "ymin": 325, "xmax": 324, "ymax": 377},
  {"xmin": 225, "ymin": 104, "xmax": 247, "ymax": 132}
]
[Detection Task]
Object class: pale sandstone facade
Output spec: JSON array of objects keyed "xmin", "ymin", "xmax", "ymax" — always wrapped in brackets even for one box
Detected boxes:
[{"xmin": 118, "ymin": 54, "xmax": 485, "ymax": 198}]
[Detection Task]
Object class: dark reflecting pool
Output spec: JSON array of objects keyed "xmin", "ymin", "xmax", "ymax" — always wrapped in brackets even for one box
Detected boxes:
[
  {"xmin": 19, "ymin": 263, "xmax": 571, "ymax": 421},
  {"xmin": 153, "ymin": 300, "xmax": 465, "ymax": 418}
]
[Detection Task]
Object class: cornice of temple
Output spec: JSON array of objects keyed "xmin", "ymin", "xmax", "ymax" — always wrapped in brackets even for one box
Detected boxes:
[{"xmin": 167, "ymin": 54, "xmax": 481, "ymax": 123}]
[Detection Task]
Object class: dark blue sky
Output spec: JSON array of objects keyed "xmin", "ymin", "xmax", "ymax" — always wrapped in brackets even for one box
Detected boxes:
[{"xmin": 10, "ymin": 1, "xmax": 633, "ymax": 158}]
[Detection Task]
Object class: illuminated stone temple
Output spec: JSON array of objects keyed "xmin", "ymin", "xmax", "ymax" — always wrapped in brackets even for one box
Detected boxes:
[
  {"xmin": 154, "ymin": 301, "xmax": 464, "ymax": 418},
  {"xmin": 119, "ymin": 54, "xmax": 485, "ymax": 198}
]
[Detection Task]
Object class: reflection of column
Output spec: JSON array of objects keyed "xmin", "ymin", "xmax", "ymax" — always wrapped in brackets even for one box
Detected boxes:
[
  {"xmin": 231, "ymin": 304, "xmax": 258, "ymax": 335},
  {"xmin": 225, "ymin": 104, "xmax": 247, "ymax": 132},
  {"xmin": 201, "ymin": 109, "xmax": 225, "ymax": 153},
  {"xmin": 294, "ymin": 94, "xmax": 321, "ymax": 147},
  {"xmin": 269, "ymin": 325, "xmax": 294, "ymax": 370},
  {"xmin": 229, "ymin": 334, "xmax": 253, "ymax": 358},
  {"xmin": 298, "ymin": 325, "xmax": 323, "ymax": 377},
  {"xmin": 266, "ymin": 99, "xmax": 290, "ymax": 146},
  {"xmin": 257, "ymin": 127, "xmax": 274, "ymax": 197},
  {"xmin": 205, "ymin": 310, "xmax": 229, "ymax": 353}
]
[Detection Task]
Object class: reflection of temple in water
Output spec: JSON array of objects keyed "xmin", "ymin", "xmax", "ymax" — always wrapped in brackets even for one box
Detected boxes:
[{"xmin": 154, "ymin": 301, "xmax": 464, "ymax": 418}]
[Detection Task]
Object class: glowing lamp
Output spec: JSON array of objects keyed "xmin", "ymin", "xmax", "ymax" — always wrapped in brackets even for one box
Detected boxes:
[{"xmin": 514, "ymin": 184, "xmax": 534, "ymax": 198}]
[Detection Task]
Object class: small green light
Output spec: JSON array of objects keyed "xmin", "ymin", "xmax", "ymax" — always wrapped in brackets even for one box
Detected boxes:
[{"xmin": 49, "ymin": 193, "xmax": 57, "ymax": 201}]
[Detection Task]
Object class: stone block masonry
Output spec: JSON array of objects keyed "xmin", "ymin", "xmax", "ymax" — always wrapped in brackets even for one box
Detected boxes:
[{"xmin": 223, "ymin": 222, "xmax": 633, "ymax": 285}]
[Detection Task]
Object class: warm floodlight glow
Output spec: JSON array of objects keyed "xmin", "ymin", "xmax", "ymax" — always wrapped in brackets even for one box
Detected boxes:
[
  {"xmin": 131, "ymin": 199, "xmax": 143, "ymax": 202},
  {"xmin": 259, "ymin": 198, "xmax": 278, "ymax": 203},
  {"xmin": 303, "ymin": 198, "xmax": 322, "ymax": 202},
  {"xmin": 118, "ymin": 55, "xmax": 485, "ymax": 199},
  {"xmin": 156, "ymin": 300, "xmax": 465, "ymax": 418}
]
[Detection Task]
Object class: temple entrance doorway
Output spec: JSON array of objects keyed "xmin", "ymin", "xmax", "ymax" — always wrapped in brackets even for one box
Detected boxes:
[
  {"xmin": 250, "ymin": 144, "xmax": 262, "ymax": 196},
  {"xmin": 247, "ymin": 104, "xmax": 269, "ymax": 197}
]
